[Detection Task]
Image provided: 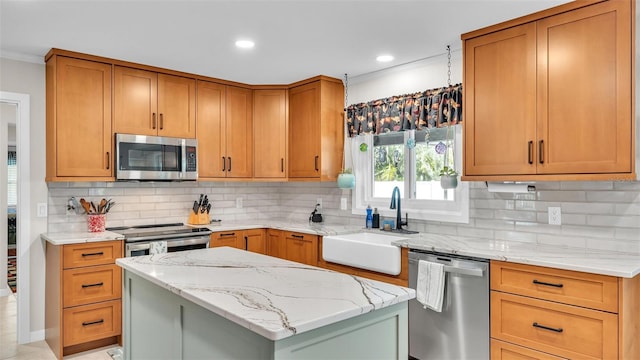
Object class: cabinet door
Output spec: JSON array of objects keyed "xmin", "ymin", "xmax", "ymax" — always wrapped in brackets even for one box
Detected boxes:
[
  {"xmin": 196, "ymin": 81, "xmax": 226, "ymax": 178},
  {"xmin": 55, "ymin": 57, "xmax": 112, "ymax": 177},
  {"xmin": 157, "ymin": 74, "xmax": 196, "ymax": 139},
  {"xmin": 463, "ymin": 23, "xmax": 537, "ymax": 176},
  {"xmin": 209, "ymin": 231, "xmax": 242, "ymax": 249},
  {"xmin": 254, "ymin": 89, "xmax": 287, "ymax": 178},
  {"xmin": 113, "ymin": 66, "xmax": 158, "ymax": 136},
  {"xmin": 288, "ymin": 82, "xmax": 321, "ymax": 178},
  {"xmin": 536, "ymin": 1, "xmax": 632, "ymax": 174},
  {"xmin": 226, "ymin": 86, "xmax": 253, "ymax": 178},
  {"xmin": 267, "ymin": 229, "xmax": 285, "ymax": 259},
  {"xmin": 244, "ymin": 229, "xmax": 266, "ymax": 254},
  {"xmin": 284, "ymin": 232, "xmax": 318, "ymax": 266}
]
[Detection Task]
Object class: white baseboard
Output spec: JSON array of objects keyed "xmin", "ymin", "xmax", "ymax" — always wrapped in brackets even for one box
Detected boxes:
[{"xmin": 30, "ymin": 329, "xmax": 45, "ymax": 342}]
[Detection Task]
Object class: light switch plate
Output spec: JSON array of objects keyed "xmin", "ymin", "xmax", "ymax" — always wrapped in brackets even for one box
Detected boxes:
[
  {"xmin": 236, "ymin": 197, "xmax": 243, "ymax": 209},
  {"xmin": 37, "ymin": 203, "xmax": 48, "ymax": 217},
  {"xmin": 340, "ymin": 197, "xmax": 347, "ymax": 210},
  {"xmin": 548, "ymin": 207, "xmax": 561, "ymax": 225}
]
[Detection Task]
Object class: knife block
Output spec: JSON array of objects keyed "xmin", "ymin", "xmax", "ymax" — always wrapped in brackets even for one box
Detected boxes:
[{"xmin": 188, "ymin": 212, "xmax": 210, "ymax": 225}]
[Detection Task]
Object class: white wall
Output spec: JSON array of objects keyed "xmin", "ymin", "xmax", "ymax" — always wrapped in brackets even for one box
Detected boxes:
[{"xmin": 0, "ymin": 58, "xmax": 47, "ymax": 337}]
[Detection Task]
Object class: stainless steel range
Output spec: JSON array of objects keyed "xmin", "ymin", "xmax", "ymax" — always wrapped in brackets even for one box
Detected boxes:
[{"xmin": 107, "ymin": 223, "xmax": 212, "ymax": 257}]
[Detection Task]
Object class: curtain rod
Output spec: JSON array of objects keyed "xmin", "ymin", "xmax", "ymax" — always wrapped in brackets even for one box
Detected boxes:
[{"xmin": 350, "ymin": 46, "xmax": 462, "ymax": 80}]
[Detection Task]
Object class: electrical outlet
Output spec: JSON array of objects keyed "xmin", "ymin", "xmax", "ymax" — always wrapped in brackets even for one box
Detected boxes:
[
  {"xmin": 316, "ymin": 198, "xmax": 322, "ymax": 211},
  {"xmin": 548, "ymin": 207, "xmax": 561, "ymax": 225},
  {"xmin": 37, "ymin": 203, "xmax": 48, "ymax": 218},
  {"xmin": 340, "ymin": 197, "xmax": 347, "ymax": 210},
  {"xmin": 236, "ymin": 197, "xmax": 243, "ymax": 209}
]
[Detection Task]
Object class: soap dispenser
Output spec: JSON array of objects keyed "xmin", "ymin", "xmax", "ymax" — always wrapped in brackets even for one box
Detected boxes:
[
  {"xmin": 372, "ymin": 208, "xmax": 380, "ymax": 228},
  {"xmin": 365, "ymin": 205, "xmax": 373, "ymax": 229}
]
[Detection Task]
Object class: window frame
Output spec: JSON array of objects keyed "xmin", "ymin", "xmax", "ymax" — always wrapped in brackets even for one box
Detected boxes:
[{"xmin": 351, "ymin": 126, "xmax": 469, "ymax": 224}]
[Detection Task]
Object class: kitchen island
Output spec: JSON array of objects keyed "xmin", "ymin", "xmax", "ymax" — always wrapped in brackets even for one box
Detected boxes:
[{"xmin": 116, "ymin": 246, "xmax": 414, "ymax": 359}]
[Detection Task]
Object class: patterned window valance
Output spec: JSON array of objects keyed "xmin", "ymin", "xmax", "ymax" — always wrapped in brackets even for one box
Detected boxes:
[{"xmin": 346, "ymin": 83, "xmax": 462, "ymax": 137}]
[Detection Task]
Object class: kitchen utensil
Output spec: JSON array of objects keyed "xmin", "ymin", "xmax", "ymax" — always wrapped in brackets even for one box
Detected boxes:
[
  {"xmin": 79, "ymin": 198, "xmax": 91, "ymax": 214},
  {"xmin": 99, "ymin": 198, "xmax": 107, "ymax": 213},
  {"xmin": 104, "ymin": 201, "xmax": 115, "ymax": 213},
  {"xmin": 206, "ymin": 203, "xmax": 211, "ymax": 214},
  {"xmin": 193, "ymin": 201, "xmax": 199, "ymax": 215},
  {"xmin": 90, "ymin": 201, "xmax": 97, "ymax": 213}
]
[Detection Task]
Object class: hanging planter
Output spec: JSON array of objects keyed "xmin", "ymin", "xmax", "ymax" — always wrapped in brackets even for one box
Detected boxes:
[
  {"xmin": 439, "ymin": 166, "xmax": 459, "ymax": 189},
  {"xmin": 338, "ymin": 73, "xmax": 355, "ymax": 190},
  {"xmin": 337, "ymin": 168, "xmax": 356, "ymax": 189}
]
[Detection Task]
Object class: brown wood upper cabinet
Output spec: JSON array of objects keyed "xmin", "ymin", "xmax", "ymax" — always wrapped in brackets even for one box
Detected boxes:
[
  {"xmin": 462, "ymin": 1, "xmax": 634, "ymax": 181},
  {"xmin": 288, "ymin": 77, "xmax": 344, "ymax": 181},
  {"xmin": 197, "ymin": 81, "xmax": 253, "ymax": 179},
  {"xmin": 253, "ymin": 89, "xmax": 288, "ymax": 179},
  {"xmin": 45, "ymin": 55, "xmax": 113, "ymax": 181},
  {"xmin": 114, "ymin": 66, "xmax": 196, "ymax": 139}
]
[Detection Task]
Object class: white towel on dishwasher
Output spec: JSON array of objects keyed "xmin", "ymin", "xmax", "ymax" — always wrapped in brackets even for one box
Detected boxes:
[{"xmin": 416, "ymin": 260, "xmax": 446, "ymax": 312}]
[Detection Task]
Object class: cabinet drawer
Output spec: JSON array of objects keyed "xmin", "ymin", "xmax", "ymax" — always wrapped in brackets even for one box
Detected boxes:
[
  {"xmin": 63, "ymin": 241, "xmax": 123, "ymax": 269},
  {"xmin": 63, "ymin": 300, "xmax": 121, "ymax": 347},
  {"xmin": 491, "ymin": 261, "xmax": 618, "ymax": 312},
  {"xmin": 63, "ymin": 264, "xmax": 121, "ymax": 307},
  {"xmin": 210, "ymin": 231, "xmax": 242, "ymax": 248},
  {"xmin": 491, "ymin": 339, "xmax": 566, "ymax": 360},
  {"xmin": 491, "ymin": 292, "xmax": 618, "ymax": 359}
]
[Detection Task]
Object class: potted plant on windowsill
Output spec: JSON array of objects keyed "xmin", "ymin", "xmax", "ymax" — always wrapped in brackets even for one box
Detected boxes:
[
  {"xmin": 439, "ymin": 165, "xmax": 459, "ymax": 189},
  {"xmin": 337, "ymin": 168, "xmax": 355, "ymax": 189}
]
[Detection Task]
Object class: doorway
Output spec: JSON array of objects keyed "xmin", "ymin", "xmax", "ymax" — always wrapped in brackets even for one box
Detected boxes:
[{"xmin": 0, "ymin": 91, "xmax": 31, "ymax": 345}]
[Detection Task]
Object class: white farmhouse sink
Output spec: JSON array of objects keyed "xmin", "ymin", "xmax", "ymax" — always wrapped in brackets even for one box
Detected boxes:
[{"xmin": 322, "ymin": 232, "xmax": 408, "ymax": 275}]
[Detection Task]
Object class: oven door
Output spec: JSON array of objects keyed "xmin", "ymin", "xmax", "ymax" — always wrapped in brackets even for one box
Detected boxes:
[
  {"xmin": 116, "ymin": 133, "xmax": 197, "ymax": 181},
  {"xmin": 125, "ymin": 235, "xmax": 210, "ymax": 257}
]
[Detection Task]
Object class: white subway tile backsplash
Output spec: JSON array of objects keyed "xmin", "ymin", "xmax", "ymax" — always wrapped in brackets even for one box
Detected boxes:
[
  {"xmin": 46, "ymin": 180, "xmax": 640, "ymax": 253},
  {"xmin": 587, "ymin": 191, "xmax": 640, "ymax": 203}
]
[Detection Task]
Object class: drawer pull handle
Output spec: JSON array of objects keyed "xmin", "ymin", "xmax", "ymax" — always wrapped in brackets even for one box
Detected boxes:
[
  {"xmin": 81, "ymin": 282, "xmax": 104, "ymax": 288},
  {"xmin": 81, "ymin": 252, "xmax": 104, "ymax": 257},
  {"xmin": 220, "ymin": 232, "xmax": 235, "ymax": 237},
  {"xmin": 82, "ymin": 319, "xmax": 104, "ymax": 327},
  {"xmin": 222, "ymin": 156, "xmax": 226, "ymax": 172},
  {"xmin": 532, "ymin": 322, "xmax": 563, "ymax": 333},
  {"xmin": 291, "ymin": 234, "xmax": 304, "ymax": 239},
  {"xmin": 532, "ymin": 279, "xmax": 563, "ymax": 288},
  {"xmin": 538, "ymin": 140, "xmax": 544, "ymax": 164},
  {"xmin": 527, "ymin": 141, "xmax": 533, "ymax": 164}
]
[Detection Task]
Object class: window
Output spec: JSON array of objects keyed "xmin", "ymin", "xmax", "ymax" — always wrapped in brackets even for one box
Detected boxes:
[
  {"xmin": 8, "ymin": 149, "xmax": 17, "ymax": 207},
  {"xmin": 351, "ymin": 126, "xmax": 468, "ymax": 223}
]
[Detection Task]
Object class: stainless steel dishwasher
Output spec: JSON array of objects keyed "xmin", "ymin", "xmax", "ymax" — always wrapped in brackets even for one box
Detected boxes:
[{"xmin": 409, "ymin": 249, "xmax": 489, "ymax": 360}]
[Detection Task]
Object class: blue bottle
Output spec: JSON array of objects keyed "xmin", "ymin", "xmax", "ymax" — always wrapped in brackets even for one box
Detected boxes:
[{"xmin": 366, "ymin": 205, "xmax": 373, "ymax": 229}]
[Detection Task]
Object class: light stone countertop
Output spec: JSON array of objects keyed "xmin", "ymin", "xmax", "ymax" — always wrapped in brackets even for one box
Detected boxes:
[
  {"xmin": 40, "ymin": 230, "xmax": 124, "ymax": 245},
  {"xmin": 393, "ymin": 234, "xmax": 640, "ymax": 278},
  {"xmin": 41, "ymin": 219, "xmax": 640, "ymax": 278},
  {"xmin": 116, "ymin": 246, "xmax": 415, "ymax": 341}
]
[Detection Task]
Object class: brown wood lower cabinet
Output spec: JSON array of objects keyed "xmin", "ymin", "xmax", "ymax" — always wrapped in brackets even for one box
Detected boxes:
[
  {"xmin": 491, "ymin": 339, "xmax": 565, "ymax": 360},
  {"xmin": 283, "ymin": 231, "xmax": 318, "ymax": 266},
  {"xmin": 210, "ymin": 229, "xmax": 266, "ymax": 254},
  {"xmin": 490, "ymin": 261, "xmax": 640, "ymax": 360},
  {"xmin": 46, "ymin": 240, "xmax": 123, "ymax": 359}
]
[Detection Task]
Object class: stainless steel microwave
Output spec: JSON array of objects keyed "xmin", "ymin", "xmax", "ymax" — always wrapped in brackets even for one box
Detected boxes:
[{"xmin": 115, "ymin": 134, "xmax": 198, "ymax": 181}]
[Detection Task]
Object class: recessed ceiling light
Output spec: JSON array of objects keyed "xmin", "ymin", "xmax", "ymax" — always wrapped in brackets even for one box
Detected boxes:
[
  {"xmin": 376, "ymin": 55, "xmax": 394, "ymax": 62},
  {"xmin": 235, "ymin": 40, "xmax": 255, "ymax": 49}
]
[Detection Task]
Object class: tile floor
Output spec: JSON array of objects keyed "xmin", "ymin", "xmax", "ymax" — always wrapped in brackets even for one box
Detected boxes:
[{"xmin": 1, "ymin": 294, "xmax": 118, "ymax": 360}]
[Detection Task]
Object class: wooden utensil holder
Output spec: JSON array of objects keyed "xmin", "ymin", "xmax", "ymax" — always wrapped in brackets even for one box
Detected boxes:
[{"xmin": 188, "ymin": 212, "xmax": 210, "ymax": 225}]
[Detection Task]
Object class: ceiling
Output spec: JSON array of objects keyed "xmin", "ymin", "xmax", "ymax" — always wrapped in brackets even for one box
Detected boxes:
[{"xmin": 1, "ymin": 0, "xmax": 571, "ymax": 85}]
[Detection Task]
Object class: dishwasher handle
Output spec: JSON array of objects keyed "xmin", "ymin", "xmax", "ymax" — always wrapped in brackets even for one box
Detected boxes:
[{"xmin": 409, "ymin": 258, "xmax": 485, "ymax": 277}]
